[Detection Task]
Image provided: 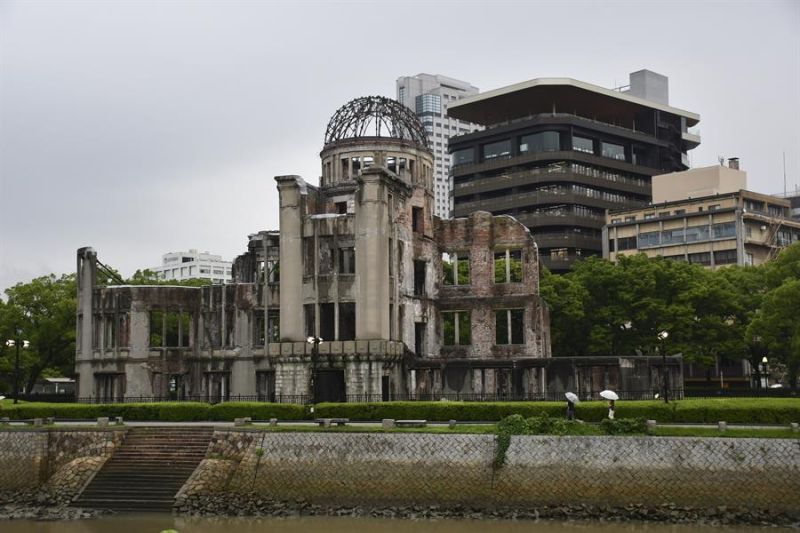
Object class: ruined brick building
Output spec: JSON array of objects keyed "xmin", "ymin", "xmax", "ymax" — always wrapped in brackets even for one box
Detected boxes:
[{"xmin": 75, "ymin": 96, "xmax": 553, "ymax": 402}]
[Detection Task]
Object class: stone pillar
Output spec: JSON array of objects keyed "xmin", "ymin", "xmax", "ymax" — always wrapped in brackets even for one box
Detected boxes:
[
  {"xmin": 355, "ymin": 168, "xmax": 390, "ymax": 339},
  {"xmin": 276, "ymin": 176, "xmax": 307, "ymax": 341},
  {"xmin": 76, "ymin": 247, "xmax": 97, "ymax": 398}
]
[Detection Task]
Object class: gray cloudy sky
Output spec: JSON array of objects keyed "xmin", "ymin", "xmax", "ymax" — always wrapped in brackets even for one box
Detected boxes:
[{"xmin": 1, "ymin": 0, "xmax": 798, "ymax": 291}]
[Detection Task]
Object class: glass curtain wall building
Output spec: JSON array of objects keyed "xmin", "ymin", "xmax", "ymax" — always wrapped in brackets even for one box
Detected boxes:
[
  {"xmin": 448, "ymin": 70, "xmax": 701, "ymax": 272},
  {"xmin": 397, "ymin": 73, "xmax": 481, "ymax": 218}
]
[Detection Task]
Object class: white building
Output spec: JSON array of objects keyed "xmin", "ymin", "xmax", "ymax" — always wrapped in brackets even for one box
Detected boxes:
[
  {"xmin": 396, "ymin": 73, "xmax": 481, "ymax": 218},
  {"xmin": 149, "ymin": 249, "xmax": 232, "ymax": 284}
]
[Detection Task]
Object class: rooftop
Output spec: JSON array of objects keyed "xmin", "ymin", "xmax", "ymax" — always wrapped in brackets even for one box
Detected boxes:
[{"xmin": 448, "ymin": 77, "xmax": 699, "ymax": 128}]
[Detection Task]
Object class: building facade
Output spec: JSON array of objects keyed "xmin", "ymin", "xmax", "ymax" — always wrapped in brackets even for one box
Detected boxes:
[
  {"xmin": 603, "ymin": 162, "xmax": 800, "ymax": 268},
  {"xmin": 149, "ymin": 250, "xmax": 232, "ymax": 284},
  {"xmin": 448, "ymin": 70, "xmax": 701, "ymax": 272},
  {"xmin": 75, "ymin": 96, "xmax": 553, "ymax": 403},
  {"xmin": 396, "ymin": 73, "xmax": 481, "ymax": 219}
]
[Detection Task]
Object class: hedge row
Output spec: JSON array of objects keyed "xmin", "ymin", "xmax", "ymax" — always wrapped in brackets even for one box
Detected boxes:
[
  {"xmin": 314, "ymin": 399, "xmax": 800, "ymax": 424},
  {"xmin": 0, "ymin": 402, "xmax": 308, "ymax": 421},
  {"xmin": 0, "ymin": 399, "xmax": 797, "ymax": 424}
]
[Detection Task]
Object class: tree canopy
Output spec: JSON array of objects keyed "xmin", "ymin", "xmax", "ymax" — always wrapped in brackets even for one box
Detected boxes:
[{"xmin": 540, "ymin": 242, "xmax": 800, "ymax": 388}]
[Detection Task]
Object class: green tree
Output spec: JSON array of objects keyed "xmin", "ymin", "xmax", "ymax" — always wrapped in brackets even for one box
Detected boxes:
[
  {"xmin": 0, "ymin": 274, "xmax": 77, "ymax": 394},
  {"xmin": 747, "ymin": 279, "xmax": 800, "ymax": 389}
]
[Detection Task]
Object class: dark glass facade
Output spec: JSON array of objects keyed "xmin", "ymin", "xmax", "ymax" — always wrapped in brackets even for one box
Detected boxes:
[{"xmin": 449, "ymin": 94, "xmax": 698, "ymax": 272}]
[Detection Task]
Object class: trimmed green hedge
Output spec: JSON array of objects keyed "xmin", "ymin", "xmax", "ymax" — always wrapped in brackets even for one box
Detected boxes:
[
  {"xmin": 314, "ymin": 399, "xmax": 800, "ymax": 424},
  {"xmin": 0, "ymin": 402, "xmax": 309, "ymax": 421},
  {"xmin": 0, "ymin": 398, "xmax": 797, "ymax": 424}
]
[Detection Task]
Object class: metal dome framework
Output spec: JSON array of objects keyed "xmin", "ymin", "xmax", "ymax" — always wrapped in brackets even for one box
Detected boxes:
[{"xmin": 324, "ymin": 96, "xmax": 429, "ymax": 149}]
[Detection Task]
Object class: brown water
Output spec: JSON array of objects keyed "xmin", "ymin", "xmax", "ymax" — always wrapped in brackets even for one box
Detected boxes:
[{"xmin": 0, "ymin": 516, "xmax": 780, "ymax": 533}]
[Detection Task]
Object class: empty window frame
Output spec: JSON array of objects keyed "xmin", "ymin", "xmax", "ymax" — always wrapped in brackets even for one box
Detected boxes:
[
  {"xmin": 149, "ymin": 310, "xmax": 190, "ymax": 348},
  {"xmin": 303, "ymin": 238, "xmax": 315, "ymax": 277},
  {"xmin": 319, "ymin": 303, "xmax": 335, "ymax": 342},
  {"xmin": 338, "ymin": 247, "xmax": 355, "ymax": 274},
  {"xmin": 414, "ymin": 260, "xmax": 426, "ymax": 296},
  {"xmin": 267, "ymin": 310, "xmax": 280, "ymax": 342},
  {"xmin": 442, "ymin": 252, "xmax": 470, "ymax": 285},
  {"xmin": 412, "ymin": 207, "xmax": 423, "ymax": 233},
  {"xmin": 338, "ymin": 302, "xmax": 356, "ymax": 341},
  {"xmin": 496, "ymin": 308, "xmax": 525, "ymax": 345},
  {"xmin": 442, "ymin": 311, "xmax": 471, "ymax": 346},
  {"xmin": 494, "ymin": 249, "xmax": 523, "ymax": 283},
  {"xmin": 304, "ymin": 304, "xmax": 316, "ymax": 338}
]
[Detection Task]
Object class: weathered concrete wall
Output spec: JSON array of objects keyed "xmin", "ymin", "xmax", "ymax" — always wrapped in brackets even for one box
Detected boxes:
[
  {"xmin": 179, "ymin": 430, "xmax": 800, "ymax": 513},
  {"xmin": 0, "ymin": 429, "xmax": 125, "ymax": 498}
]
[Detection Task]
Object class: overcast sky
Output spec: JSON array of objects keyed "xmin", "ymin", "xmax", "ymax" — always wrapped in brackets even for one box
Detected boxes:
[{"xmin": 1, "ymin": 0, "xmax": 798, "ymax": 292}]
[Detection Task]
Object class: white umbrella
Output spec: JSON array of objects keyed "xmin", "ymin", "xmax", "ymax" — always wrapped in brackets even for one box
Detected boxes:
[
  {"xmin": 769, "ymin": 384, "xmax": 783, "ymax": 389},
  {"xmin": 565, "ymin": 392, "xmax": 579, "ymax": 404},
  {"xmin": 600, "ymin": 390, "xmax": 619, "ymax": 401}
]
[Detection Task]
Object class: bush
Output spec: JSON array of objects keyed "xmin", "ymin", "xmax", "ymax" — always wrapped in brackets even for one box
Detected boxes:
[
  {"xmin": 599, "ymin": 417, "xmax": 646, "ymax": 435},
  {"xmin": 208, "ymin": 402, "xmax": 308, "ymax": 421},
  {"xmin": 0, "ymin": 398, "xmax": 797, "ymax": 424}
]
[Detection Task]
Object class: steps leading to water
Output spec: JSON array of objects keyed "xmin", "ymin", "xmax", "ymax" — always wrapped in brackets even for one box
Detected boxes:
[{"xmin": 73, "ymin": 426, "xmax": 213, "ymax": 512}]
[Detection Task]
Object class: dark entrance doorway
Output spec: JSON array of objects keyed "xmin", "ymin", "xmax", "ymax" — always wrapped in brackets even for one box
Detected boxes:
[
  {"xmin": 382, "ymin": 375, "xmax": 390, "ymax": 401},
  {"xmin": 315, "ymin": 369, "xmax": 346, "ymax": 402}
]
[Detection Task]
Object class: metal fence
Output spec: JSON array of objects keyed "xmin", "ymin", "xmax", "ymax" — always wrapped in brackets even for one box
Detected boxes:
[{"xmin": 7, "ymin": 387, "xmax": 796, "ymax": 404}]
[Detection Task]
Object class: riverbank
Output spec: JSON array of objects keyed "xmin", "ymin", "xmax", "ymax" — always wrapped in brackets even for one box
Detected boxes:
[
  {"xmin": 0, "ymin": 490, "xmax": 109, "ymax": 521},
  {"xmin": 176, "ymin": 493, "xmax": 800, "ymax": 528},
  {"xmin": 1, "ymin": 489, "xmax": 798, "ymax": 527}
]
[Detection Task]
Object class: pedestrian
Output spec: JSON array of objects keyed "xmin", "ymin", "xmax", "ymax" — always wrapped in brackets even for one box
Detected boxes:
[
  {"xmin": 566, "ymin": 399, "xmax": 575, "ymax": 420},
  {"xmin": 607, "ymin": 399, "xmax": 615, "ymax": 419},
  {"xmin": 565, "ymin": 392, "xmax": 579, "ymax": 420}
]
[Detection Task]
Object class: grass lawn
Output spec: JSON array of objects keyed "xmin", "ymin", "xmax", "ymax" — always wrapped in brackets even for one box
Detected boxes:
[{"xmin": 239, "ymin": 423, "xmax": 799, "ymax": 439}]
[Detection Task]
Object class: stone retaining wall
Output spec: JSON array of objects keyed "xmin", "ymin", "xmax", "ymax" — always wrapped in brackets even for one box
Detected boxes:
[
  {"xmin": 0, "ymin": 429, "xmax": 126, "ymax": 500},
  {"xmin": 178, "ymin": 430, "xmax": 800, "ymax": 514}
]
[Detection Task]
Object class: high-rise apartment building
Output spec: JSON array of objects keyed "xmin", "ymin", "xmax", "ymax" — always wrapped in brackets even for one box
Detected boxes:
[
  {"xmin": 448, "ymin": 70, "xmax": 701, "ymax": 272},
  {"xmin": 396, "ymin": 73, "xmax": 481, "ymax": 218}
]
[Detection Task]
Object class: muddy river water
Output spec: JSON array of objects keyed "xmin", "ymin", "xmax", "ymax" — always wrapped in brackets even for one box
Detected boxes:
[{"xmin": 0, "ymin": 515, "xmax": 782, "ymax": 533}]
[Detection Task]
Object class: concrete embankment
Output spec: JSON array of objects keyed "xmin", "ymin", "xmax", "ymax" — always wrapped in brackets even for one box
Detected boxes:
[
  {"xmin": 177, "ymin": 430, "xmax": 800, "ymax": 514},
  {"xmin": 1, "ymin": 428, "xmax": 799, "ymax": 524}
]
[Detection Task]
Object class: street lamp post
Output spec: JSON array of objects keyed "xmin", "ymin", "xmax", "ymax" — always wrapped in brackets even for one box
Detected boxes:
[
  {"xmin": 751, "ymin": 335, "xmax": 763, "ymax": 389},
  {"xmin": 307, "ymin": 336, "xmax": 323, "ymax": 404},
  {"xmin": 761, "ymin": 356, "xmax": 769, "ymax": 389},
  {"xmin": 657, "ymin": 331, "xmax": 669, "ymax": 404},
  {"xmin": 5, "ymin": 338, "xmax": 31, "ymax": 405}
]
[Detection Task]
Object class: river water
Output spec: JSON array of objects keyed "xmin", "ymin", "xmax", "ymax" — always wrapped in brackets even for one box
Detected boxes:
[{"xmin": 0, "ymin": 515, "xmax": 780, "ymax": 533}]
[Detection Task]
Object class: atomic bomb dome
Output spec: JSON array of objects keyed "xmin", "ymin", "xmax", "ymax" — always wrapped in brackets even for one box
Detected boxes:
[
  {"xmin": 323, "ymin": 96, "xmax": 429, "ymax": 149},
  {"xmin": 320, "ymin": 96, "xmax": 434, "ymax": 188}
]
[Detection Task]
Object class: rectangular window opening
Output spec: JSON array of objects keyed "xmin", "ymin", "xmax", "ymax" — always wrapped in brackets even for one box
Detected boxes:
[{"xmin": 338, "ymin": 302, "xmax": 356, "ymax": 341}]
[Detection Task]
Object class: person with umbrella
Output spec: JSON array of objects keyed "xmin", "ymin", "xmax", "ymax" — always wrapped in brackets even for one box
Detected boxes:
[
  {"xmin": 600, "ymin": 390, "xmax": 619, "ymax": 419},
  {"xmin": 565, "ymin": 392, "xmax": 579, "ymax": 420}
]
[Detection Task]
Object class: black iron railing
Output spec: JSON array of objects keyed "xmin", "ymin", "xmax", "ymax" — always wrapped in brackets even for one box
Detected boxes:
[{"xmin": 6, "ymin": 388, "xmax": 795, "ymax": 405}]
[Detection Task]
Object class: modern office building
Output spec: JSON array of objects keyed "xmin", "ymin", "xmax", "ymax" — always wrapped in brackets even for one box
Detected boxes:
[
  {"xmin": 396, "ymin": 73, "xmax": 481, "ymax": 218},
  {"xmin": 448, "ymin": 69, "xmax": 701, "ymax": 272},
  {"xmin": 604, "ymin": 161, "xmax": 800, "ymax": 268},
  {"xmin": 149, "ymin": 249, "xmax": 232, "ymax": 284}
]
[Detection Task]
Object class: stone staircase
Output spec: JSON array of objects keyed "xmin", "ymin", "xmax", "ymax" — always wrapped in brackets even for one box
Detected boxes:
[{"xmin": 74, "ymin": 426, "xmax": 213, "ymax": 512}]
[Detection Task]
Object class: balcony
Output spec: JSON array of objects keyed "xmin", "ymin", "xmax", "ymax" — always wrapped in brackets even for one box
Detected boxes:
[
  {"xmin": 453, "ymin": 189, "xmax": 646, "ymax": 216},
  {"xmin": 453, "ymin": 165, "xmax": 650, "ymax": 198},
  {"xmin": 532, "ymin": 232, "xmax": 603, "ymax": 251}
]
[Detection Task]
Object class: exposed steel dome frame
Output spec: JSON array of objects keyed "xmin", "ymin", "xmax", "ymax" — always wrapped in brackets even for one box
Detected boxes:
[{"xmin": 324, "ymin": 96, "xmax": 429, "ymax": 149}]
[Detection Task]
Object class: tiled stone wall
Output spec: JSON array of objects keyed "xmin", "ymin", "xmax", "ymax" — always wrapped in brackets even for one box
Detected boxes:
[
  {"xmin": 178, "ymin": 430, "xmax": 800, "ymax": 513},
  {"xmin": 0, "ymin": 429, "xmax": 125, "ymax": 498}
]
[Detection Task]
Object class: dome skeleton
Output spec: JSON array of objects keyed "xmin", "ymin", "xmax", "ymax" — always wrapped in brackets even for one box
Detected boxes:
[{"xmin": 324, "ymin": 96, "xmax": 430, "ymax": 149}]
